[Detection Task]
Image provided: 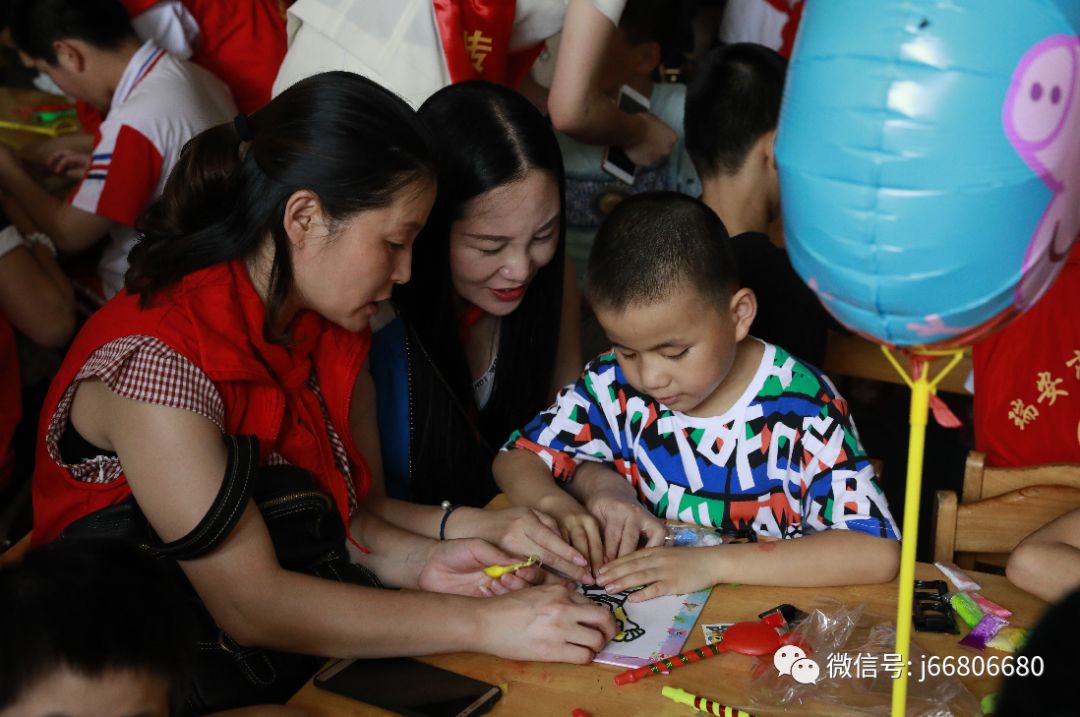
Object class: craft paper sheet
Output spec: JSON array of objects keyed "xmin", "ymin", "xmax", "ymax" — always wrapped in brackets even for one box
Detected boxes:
[{"xmin": 579, "ymin": 584, "xmax": 713, "ymax": 669}]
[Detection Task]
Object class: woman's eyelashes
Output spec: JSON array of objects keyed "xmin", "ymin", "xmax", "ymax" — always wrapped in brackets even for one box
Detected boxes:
[{"xmin": 475, "ymin": 234, "xmax": 552, "ymax": 256}]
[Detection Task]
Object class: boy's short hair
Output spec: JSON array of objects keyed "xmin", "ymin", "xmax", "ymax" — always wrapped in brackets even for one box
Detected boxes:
[
  {"xmin": 685, "ymin": 42, "xmax": 787, "ymax": 179},
  {"xmin": 0, "ymin": 540, "xmax": 195, "ymax": 710},
  {"xmin": 586, "ymin": 192, "xmax": 737, "ymax": 312},
  {"xmin": 10, "ymin": 0, "xmax": 135, "ymax": 65}
]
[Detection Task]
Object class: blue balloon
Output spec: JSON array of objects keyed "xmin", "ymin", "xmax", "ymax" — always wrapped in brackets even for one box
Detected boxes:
[{"xmin": 776, "ymin": 0, "xmax": 1080, "ymax": 347}]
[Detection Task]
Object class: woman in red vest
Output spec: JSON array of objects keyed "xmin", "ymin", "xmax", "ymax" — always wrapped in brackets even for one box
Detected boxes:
[{"xmin": 31, "ymin": 71, "xmax": 614, "ymax": 671}]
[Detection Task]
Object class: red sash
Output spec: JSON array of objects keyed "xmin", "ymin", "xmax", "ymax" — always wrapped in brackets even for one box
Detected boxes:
[{"xmin": 433, "ymin": 0, "xmax": 544, "ymax": 88}]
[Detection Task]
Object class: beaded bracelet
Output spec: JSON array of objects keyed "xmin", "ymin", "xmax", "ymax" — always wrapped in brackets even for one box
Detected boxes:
[
  {"xmin": 438, "ymin": 500, "xmax": 460, "ymax": 541},
  {"xmin": 26, "ymin": 232, "xmax": 58, "ymax": 258}
]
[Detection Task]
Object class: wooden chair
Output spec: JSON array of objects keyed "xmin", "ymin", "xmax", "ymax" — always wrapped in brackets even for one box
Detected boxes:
[
  {"xmin": 823, "ymin": 331, "xmax": 972, "ymax": 395},
  {"xmin": 932, "ymin": 452, "xmax": 1080, "ymax": 566}
]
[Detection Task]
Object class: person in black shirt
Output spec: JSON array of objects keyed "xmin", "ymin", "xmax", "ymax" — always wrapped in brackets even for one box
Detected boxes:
[{"xmin": 685, "ymin": 42, "xmax": 834, "ymax": 366}]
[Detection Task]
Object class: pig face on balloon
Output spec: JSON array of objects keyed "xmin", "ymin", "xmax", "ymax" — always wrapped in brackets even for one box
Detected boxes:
[{"xmin": 1004, "ymin": 34, "xmax": 1080, "ymax": 309}]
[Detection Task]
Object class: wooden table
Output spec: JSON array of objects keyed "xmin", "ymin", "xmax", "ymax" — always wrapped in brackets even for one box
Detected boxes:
[
  {"xmin": 0, "ymin": 85, "xmax": 75, "ymax": 152},
  {"xmin": 289, "ymin": 564, "xmax": 1045, "ymax": 716}
]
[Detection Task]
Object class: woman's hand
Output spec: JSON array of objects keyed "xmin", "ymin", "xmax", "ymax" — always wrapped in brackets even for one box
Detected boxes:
[
  {"xmin": 595, "ymin": 546, "xmax": 717, "ymax": 602},
  {"xmin": 478, "ymin": 585, "xmax": 616, "ymax": 663},
  {"xmin": 417, "ymin": 537, "xmax": 541, "ymax": 597},
  {"xmin": 585, "ymin": 489, "xmax": 666, "ymax": 563},
  {"xmin": 456, "ymin": 506, "xmax": 591, "ymax": 582}
]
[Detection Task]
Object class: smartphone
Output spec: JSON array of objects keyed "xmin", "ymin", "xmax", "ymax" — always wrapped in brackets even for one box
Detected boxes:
[
  {"xmin": 314, "ymin": 657, "xmax": 502, "ymax": 717},
  {"xmin": 602, "ymin": 84, "xmax": 651, "ymax": 185}
]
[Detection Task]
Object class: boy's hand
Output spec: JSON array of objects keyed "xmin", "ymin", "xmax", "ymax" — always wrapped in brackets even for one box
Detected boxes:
[
  {"xmin": 586, "ymin": 490, "xmax": 666, "ymax": 562},
  {"xmin": 595, "ymin": 546, "xmax": 717, "ymax": 602},
  {"xmin": 624, "ymin": 112, "xmax": 676, "ymax": 167},
  {"xmin": 46, "ymin": 149, "xmax": 90, "ymax": 179},
  {"xmin": 19, "ymin": 133, "xmax": 95, "ymax": 166},
  {"xmin": 0, "ymin": 143, "xmax": 19, "ymax": 180}
]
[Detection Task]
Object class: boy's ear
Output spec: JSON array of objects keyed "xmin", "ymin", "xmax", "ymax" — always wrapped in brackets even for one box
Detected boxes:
[
  {"xmin": 52, "ymin": 40, "xmax": 87, "ymax": 73},
  {"xmin": 282, "ymin": 189, "xmax": 328, "ymax": 252},
  {"xmin": 632, "ymin": 41, "xmax": 662, "ymax": 77},
  {"xmin": 729, "ymin": 287, "xmax": 757, "ymax": 342},
  {"xmin": 761, "ymin": 128, "xmax": 779, "ymax": 170}
]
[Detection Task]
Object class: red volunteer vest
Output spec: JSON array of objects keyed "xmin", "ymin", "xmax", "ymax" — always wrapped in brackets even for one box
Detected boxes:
[{"xmin": 32, "ymin": 260, "xmax": 371, "ymax": 545}]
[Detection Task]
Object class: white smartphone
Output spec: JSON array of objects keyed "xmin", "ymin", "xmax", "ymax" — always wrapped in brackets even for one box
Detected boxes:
[{"xmin": 602, "ymin": 84, "xmax": 651, "ymax": 185}]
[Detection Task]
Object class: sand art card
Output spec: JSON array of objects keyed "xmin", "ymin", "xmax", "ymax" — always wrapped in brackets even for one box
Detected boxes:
[
  {"xmin": 701, "ymin": 622, "xmax": 734, "ymax": 645},
  {"xmin": 579, "ymin": 584, "xmax": 712, "ymax": 669}
]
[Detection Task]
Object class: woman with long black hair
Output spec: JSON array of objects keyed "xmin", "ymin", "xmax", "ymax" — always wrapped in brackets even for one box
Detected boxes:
[
  {"xmin": 28, "ymin": 71, "xmax": 614, "ymax": 710},
  {"xmin": 367, "ymin": 81, "xmax": 595, "ymax": 580}
]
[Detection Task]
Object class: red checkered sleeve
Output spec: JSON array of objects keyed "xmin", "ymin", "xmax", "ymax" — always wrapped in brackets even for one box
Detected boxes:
[
  {"xmin": 43, "ymin": 336, "xmax": 355, "ymax": 513},
  {"xmin": 45, "ymin": 336, "xmax": 225, "ymax": 484}
]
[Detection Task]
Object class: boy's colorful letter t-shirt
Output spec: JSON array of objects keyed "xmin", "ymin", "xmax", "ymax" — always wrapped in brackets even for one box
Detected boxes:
[{"xmin": 505, "ymin": 342, "xmax": 899, "ymax": 541}]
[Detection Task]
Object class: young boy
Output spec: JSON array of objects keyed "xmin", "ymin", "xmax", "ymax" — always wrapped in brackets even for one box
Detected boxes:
[
  {"xmin": 0, "ymin": 0, "xmax": 235, "ymax": 301},
  {"xmin": 557, "ymin": 0, "xmax": 699, "ymax": 287},
  {"xmin": 495, "ymin": 192, "xmax": 899, "ymax": 601},
  {"xmin": 0, "ymin": 540, "xmax": 196, "ymax": 717},
  {"xmin": 0, "ymin": 540, "xmax": 305, "ymax": 717},
  {"xmin": 684, "ymin": 42, "xmax": 833, "ymax": 367}
]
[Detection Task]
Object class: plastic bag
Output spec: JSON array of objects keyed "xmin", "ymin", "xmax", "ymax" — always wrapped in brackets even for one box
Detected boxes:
[{"xmin": 749, "ymin": 600, "xmax": 981, "ymax": 717}]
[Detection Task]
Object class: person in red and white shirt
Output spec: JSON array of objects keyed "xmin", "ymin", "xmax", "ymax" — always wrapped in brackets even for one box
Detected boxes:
[
  {"xmin": 0, "ymin": 0, "xmax": 235, "ymax": 301},
  {"xmin": 120, "ymin": 0, "xmax": 288, "ymax": 114}
]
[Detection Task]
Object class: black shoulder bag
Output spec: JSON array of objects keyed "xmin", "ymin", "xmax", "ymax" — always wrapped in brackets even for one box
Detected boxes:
[{"xmin": 58, "ymin": 434, "xmax": 382, "ymax": 715}]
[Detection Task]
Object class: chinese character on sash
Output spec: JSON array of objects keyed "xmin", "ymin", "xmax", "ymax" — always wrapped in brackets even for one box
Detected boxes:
[
  {"xmin": 1067, "ymin": 350, "xmax": 1080, "ymax": 380},
  {"xmin": 1009, "ymin": 399, "xmax": 1039, "ymax": 429},
  {"xmin": 1036, "ymin": 371, "xmax": 1069, "ymax": 406},
  {"xmin": 464, "ymin": 30, "xmax": 494, "ymax": 72}
]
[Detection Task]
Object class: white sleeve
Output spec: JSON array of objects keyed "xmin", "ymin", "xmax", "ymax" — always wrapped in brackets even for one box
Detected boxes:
[
  {"xmin": 130, "ymin": 1, "xmax": 200, "ymax": 59},
  {"xmin": 0, "ymin": 225, "xmax": 25, "ymax": 259},
  {"xmin": 509, "ymin": 0, "xmax": 623, "ymax": 55},
  {"xmin": 510, "ymin": 0, "xmax": 568, "ymax": 52},
  {"xmin": 273, "ymin": 0, "xmax": 449, "ymax": 108},
  {"xmin": 588, "ymin": 0, "xmax": 626, "ymax": 25}
]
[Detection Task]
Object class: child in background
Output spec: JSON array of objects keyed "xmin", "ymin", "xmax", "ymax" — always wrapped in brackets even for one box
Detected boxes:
[
  {"xmin": 1006, "ymin": 508, "xmax": 1080, "ymax": 603},
  {"xmin": 0, "ymin": 540, "xmax": 304, "ymax": 717},
  {"xmin": 557, "ymin": 0, "xmax": 699, "ymax": 288},
  {"xmin": 495, "ymin": 193, "xmax": 899, "ymax": 600},
  {"xmin": 0, "ymin": 0, "xmax": 235, "ymax": 302},
  {"xmin": 684, "ymin": 42, "xmax": 834, "ymax": 367}
]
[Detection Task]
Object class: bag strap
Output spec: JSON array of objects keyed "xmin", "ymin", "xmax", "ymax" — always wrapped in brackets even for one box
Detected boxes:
[{"xmin": 151, "ymin": 434, "xmax": 259, "ymax": 561}]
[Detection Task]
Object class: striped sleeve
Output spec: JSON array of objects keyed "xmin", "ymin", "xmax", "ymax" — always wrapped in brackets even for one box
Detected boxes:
[{"xmin": 69, "ymin": 123, "xmax": 163, "ymax": 227}]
